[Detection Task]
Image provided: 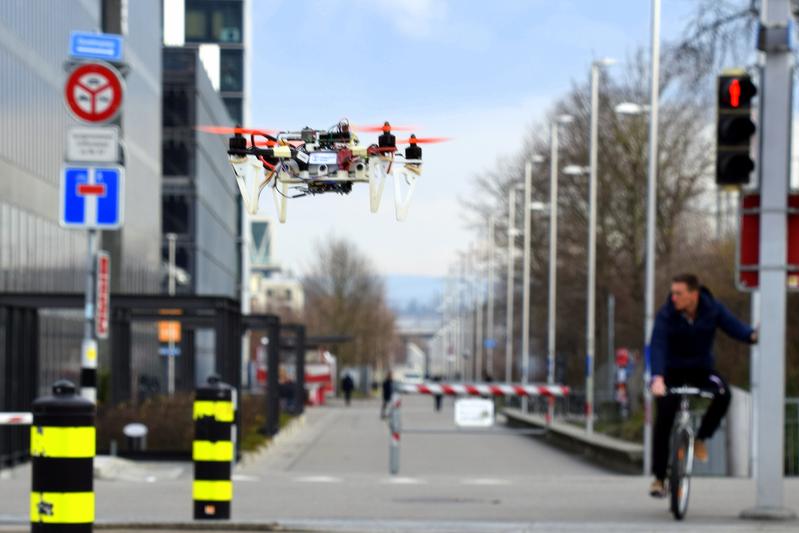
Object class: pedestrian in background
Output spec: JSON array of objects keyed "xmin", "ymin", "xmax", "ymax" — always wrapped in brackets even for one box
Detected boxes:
[
  {"xmin": 342, "ymin": 373, "xmax": 355, "ymax": 406},
  {"xmin": 380, "ymin": 372, "xmax": 394, "ymax": 419},
  {"xmin": 432, "ymin": 375, "xmax": 443, "ymax": 412}
]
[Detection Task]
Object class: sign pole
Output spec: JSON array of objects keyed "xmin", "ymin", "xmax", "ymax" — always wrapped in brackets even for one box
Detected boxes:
[
  {"xmin": 81, "ymin": 229, "xmax": 98, "ymax": 402},
  {"xmin": 167, "ymin": 233, "xmax": 177, "ymax": 396},
  {"xmin": 64, "ymin": 32, "xmax": 127, "ymax": 405}
]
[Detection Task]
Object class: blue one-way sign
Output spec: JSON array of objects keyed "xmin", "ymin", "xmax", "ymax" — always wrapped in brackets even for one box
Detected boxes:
[
  {"xmin": 69, "ymin": 31, "xmax": 124, "ymax": 62},
  {"xmin": 59, "ymin": 166, "xmax": 125, "ymax": 229},
  {"xmin": 159, "ymin": 344, "xmax": 181, "ymax": 357}
]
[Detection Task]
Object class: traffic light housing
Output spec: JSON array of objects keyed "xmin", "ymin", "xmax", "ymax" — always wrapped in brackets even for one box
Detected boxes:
[{"xmin": 716, "ymin": 71, "xmax": 757, "ymax": 186}]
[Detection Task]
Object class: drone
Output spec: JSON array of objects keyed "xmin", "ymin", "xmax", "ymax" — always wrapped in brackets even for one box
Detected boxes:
[{"xmin": 198, "ymin": 119, "xmax": 447, "ymax": 223}]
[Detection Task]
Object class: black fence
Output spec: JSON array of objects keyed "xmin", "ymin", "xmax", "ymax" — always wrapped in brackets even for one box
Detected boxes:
[
  {"xmin": 0, "ymin": 305, "xmax": 37, "ymax": 467},
  {"xmin": 0, "ymin": 292, "xmax": 296, "ymax": 467}
]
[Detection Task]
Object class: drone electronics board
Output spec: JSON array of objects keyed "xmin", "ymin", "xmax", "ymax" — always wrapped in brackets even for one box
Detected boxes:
[{"xmin": 199, "ymin": 119, "xmax": 448, "ymax": 223}]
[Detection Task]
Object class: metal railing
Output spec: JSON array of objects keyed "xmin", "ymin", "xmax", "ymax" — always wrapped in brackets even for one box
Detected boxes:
[{"xmin": 512, "ymin": 390, "xmax": 799, "ymax": 477}]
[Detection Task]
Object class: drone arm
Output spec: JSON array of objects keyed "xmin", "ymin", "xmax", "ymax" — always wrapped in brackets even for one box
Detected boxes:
[
  {"xmin": 229, "ymin": 155, "xmax": 264, "ymax": 215},
  {"xmin": 271, "ymin": 174, "xmax": 289, "ymax": 223}
]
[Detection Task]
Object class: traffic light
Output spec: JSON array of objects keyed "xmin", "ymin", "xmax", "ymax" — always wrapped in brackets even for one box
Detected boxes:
[{"xmin": 716, "ymin": 71, "xmax": 757, "ymax": 186}]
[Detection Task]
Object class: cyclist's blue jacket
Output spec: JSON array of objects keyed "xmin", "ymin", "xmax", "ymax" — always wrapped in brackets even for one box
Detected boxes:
[{"xmin": 650, "ymin": 287, "xmax": 753, "ymax": 376}]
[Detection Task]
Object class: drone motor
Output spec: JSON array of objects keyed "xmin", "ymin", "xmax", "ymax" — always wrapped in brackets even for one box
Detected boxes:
[{"xmin": 404, "ymin": 135, "xmax": 422, "ymax": 161}]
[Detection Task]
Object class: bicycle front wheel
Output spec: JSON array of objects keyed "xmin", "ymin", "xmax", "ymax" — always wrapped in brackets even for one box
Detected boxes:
[{"xmin": 669, "ymin": 427, "xmax": 693, "ymax": 520}]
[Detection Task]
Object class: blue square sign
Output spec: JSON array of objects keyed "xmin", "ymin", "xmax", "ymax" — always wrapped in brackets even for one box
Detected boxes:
[
  {"xmin": 69, "ymin": 31, "xmax": 124, "ymax": 62},
  {"xmin": 60, "ymin": 165, "xmax": 124, "ymax": 229}
]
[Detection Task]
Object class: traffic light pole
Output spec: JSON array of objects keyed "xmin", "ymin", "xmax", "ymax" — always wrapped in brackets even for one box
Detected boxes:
[{"xmin": 741, "ymin": 0, "xmax": 795, "ymax": 520}]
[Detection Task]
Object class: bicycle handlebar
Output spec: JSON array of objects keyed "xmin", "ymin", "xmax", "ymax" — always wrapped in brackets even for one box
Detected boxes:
[{"xmin": 667, "ymin": 386, "xmax": 715, "ymax": 399}]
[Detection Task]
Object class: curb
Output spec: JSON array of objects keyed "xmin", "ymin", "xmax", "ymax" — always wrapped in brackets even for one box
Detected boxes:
[
  {"xmin": 0, "ymin": 523, "xmax": 311, "ymax": 532},
  {"xmin": 237, "ymin": 414, "xmax": 307, "ymax": 467}
]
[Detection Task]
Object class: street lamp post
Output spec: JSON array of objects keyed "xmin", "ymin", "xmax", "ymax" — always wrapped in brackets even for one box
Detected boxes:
[
  {"xmin": 613, "ymin": 17, "xmax": 661, "ymax": 470},
  {"xmin": 585, "ymin": 58, "xmax": 615, "ymax": 434},
  {"xmin": 486, "ymin": 216, "xmax": 495, "ymax": 379},
  {"xmin": 458, "ymin": 257, "xmax": 466, "ymax": 381},
  {"xmin": 643, "ymin": 0, "xmax": 661, "ymax": 476},
  {"xmin": 545, "ymin": 116, "xmax": 572, "ymax": 419},
  {"xmin": 505, "ymin": 187, "xmax": 519, "ymax": 383},
  {"xmin": 520, "ymin": 155, "xmax": 545, "ymax": 410},
  {"xmin": 504, "ymin": 184, "xmax": 526, "ymax": 383},
  {"xmin": 474, "ymin": 243, "xmax": 484, "ymax": 381},
  {"xmin": 521, "ymin": 160, "xmax": 533, "ymax": 409}
]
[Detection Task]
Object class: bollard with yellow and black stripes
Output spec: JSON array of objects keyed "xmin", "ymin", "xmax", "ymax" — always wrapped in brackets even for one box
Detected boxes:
[
  {"xmin": 30, "ymin": 380, "xmax": 95, "ymax": 533},
  {"xmin": 193, "ymin": 374, "xmax": 234, "ymax": 520}
]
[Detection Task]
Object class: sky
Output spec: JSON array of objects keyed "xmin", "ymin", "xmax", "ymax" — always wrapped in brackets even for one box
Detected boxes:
[{"xmin": 248, "ymin": 0, "xmax": 700, "ymax": 280}]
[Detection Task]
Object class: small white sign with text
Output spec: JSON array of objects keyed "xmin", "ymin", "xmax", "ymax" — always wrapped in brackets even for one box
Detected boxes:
[
  {"xmin": 66, "ymin": 126, "xmax": 119, "ymax": 163},
  {"xmin": 454, "ymin": 398, "xmax": 494, "ymax": 428}
]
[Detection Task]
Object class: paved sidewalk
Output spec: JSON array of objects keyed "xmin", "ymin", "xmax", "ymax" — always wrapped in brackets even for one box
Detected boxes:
[{"xmin": 1, "ymin": 396, "xmax": 797, "ymax": 531}]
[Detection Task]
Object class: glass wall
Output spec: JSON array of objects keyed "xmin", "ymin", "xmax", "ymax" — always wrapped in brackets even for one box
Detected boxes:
[
  {"xmin": 185, "ymin": 0, "xmax": 243, "ymax": 43},
  {"xmin": 223, "ymin": 96, "xmax": 243, "ymax": 124},
  {"xmin": 220, "ymin": 48, "xmax": 243, "ymax": 92}
]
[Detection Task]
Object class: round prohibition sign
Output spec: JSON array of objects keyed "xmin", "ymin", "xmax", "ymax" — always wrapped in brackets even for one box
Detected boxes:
[{"xmin": 64, "ymin": 62, "xmax": 124, "ymax": 123}]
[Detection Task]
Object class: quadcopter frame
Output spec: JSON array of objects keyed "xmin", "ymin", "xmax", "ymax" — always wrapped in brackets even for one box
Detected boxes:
[{"xmin": 229, "ymin": 150, "xmax": 421, "ymax": 223}]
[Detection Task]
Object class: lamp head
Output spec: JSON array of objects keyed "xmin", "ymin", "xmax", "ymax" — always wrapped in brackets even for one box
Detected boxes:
[
  {"xmin": 615, "ymin": 102, "xmax": 647, "ymax": 115},
  {"xmin": 594, "ymin": 57, "xmax": 617, "ymax": 68},
  {"xmin": 563, "ymin": 165, "xmax": 589, "ymax": 175}
]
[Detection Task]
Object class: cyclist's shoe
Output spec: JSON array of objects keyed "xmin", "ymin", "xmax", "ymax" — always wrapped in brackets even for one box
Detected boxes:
[
  {"xmin": 695, "ymin": 439, "xmax": 709, "ymax": 463},
  {"xmin": 649, "ymin": 478, "xmax": 667, "ymax": 498}
]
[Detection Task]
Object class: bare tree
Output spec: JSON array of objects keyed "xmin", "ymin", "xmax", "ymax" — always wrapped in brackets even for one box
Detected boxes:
[
  {"xmin": 459, "ymin": 48, "xmax": 716, "ymax": 389},
  {"xmin": 670, "ymin": 0, "xmax": 758, "ymax": 86},
  {"xmin": 302, "ymin": 236, "xmax": 397, "ymax": 368}
]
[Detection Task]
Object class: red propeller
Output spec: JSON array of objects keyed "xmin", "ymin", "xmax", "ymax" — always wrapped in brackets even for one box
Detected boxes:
[
  {"xmin": 350, "ymin": 121, "xmax": 417, "ymax": 133},
  {"xmin": 197, "ymin": 125, "xmax": 277, "ymax": 136},
  {"xmin": 397, "ymin": 136, "xmax": 451, "ymax": 145}
]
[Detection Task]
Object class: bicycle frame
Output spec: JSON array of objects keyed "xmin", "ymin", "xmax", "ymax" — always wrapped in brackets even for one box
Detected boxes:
[
  {"xmin": 667, "ymin": 386, "xmax": 714, "ymax": 520},
  {"xmin": 675, "ymin": 394, "xmax": 696, "ymax": 466}
]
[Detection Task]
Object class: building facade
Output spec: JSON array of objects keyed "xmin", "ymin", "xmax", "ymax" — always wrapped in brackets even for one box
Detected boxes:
[
  {"xmin": 163, "ymin": 0, "xmax": 245, "ymax": 124},
  {"xmin": 162, "ymin": 0, "xmax": 246, "ymax": 385},
  {"xmin": 162, "ymin": 47, "xmax": 239, "ymax": 298},
  {"xmin": 250, "ymin": 276, "xmax": 305, "ymax": 319},
  {"xmin": 0, "ymin": 0, "xmax": 163, "ymax": 403}
]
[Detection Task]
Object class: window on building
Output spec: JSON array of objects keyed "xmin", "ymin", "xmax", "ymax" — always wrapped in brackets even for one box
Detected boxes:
[
  {"xmin": 220, "ymin": 49, "xmax": 243, "ymax": 92},
  {"xmin": 185, "ymin": 0, "xmax": 243, "ymax": 43},
  {"xmin": 162, "ymin": 140, "xmax": 191, "ymax": 176},
  {"xmin": 163, "ymin": 48, "xmax": 196, "ymax": 73},
  {"xmin": 162, "ymin": 195, "xmax": 190, "ymax": 234},
  {"xmin": 222, "ymin": 96, "xmax": 243, "ymax": 124},
  {"xmin": 163, "ymin": 87, "xmax": 191, "ymax": 128},
  {"xmin": 250, "ymin": 220, "xmax": 271, "ymax": 266},
  {"xmin": 176, "ymin": 246, "xmax": 190, "ymax": 271},
  {"xmin": 285, "ymin": 289, "xmax": 292, "ymax": 300}
]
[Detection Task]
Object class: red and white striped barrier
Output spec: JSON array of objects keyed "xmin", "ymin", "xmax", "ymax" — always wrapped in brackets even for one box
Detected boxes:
[
  {"xmin": 0, "ymin": 412, "xmax": 32, "ymax": 425},
  {"xmin": 398, "ymin": 383, "xmax": 570, "ymax": 397}
]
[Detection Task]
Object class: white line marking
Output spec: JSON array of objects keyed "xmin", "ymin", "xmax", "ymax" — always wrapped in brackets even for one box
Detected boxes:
[
  {"xmin": 381, "ymin": 477, "xmax": 426, "ymax": 485},
  {"xmin": 232, "ymin": 474, "xmax": 260, "ymax": 482},
  {"xmin": 460, "ymin": 478, "xmax": 510, "ymax": 486},
  {"xmin": 294, "ymin": 475, "xmax": 342, "ymax": 483}
]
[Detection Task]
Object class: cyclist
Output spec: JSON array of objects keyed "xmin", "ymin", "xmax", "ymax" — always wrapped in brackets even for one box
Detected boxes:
[{"xmin": 648, "ymin": 273, "xmax": 757, "ymax": 498}]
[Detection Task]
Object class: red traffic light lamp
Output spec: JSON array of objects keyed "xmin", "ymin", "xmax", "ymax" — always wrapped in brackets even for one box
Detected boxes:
[
  {"xmin": 719, "ymin": 76, "xmax": 757, "ymax": 109},
  {"xmin": 716, "ymin": 70, "xmax": 757, "ymax": 186}
]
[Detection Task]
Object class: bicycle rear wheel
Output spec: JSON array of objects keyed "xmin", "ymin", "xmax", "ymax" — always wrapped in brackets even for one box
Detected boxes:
[{"xmin": 669, "ymin": 427, "xmax": 693, "ymax": 520}]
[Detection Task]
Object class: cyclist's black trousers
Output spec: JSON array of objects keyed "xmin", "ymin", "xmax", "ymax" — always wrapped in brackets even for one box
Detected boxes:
[{"xmin": 652, "ymin": 368, "xmax": 731, "ymax": 480}]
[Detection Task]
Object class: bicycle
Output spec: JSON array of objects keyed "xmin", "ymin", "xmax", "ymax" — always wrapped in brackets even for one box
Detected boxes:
[{"xmin": 667, "ymin": 386, "xmax": 715, "ymax": 520}]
